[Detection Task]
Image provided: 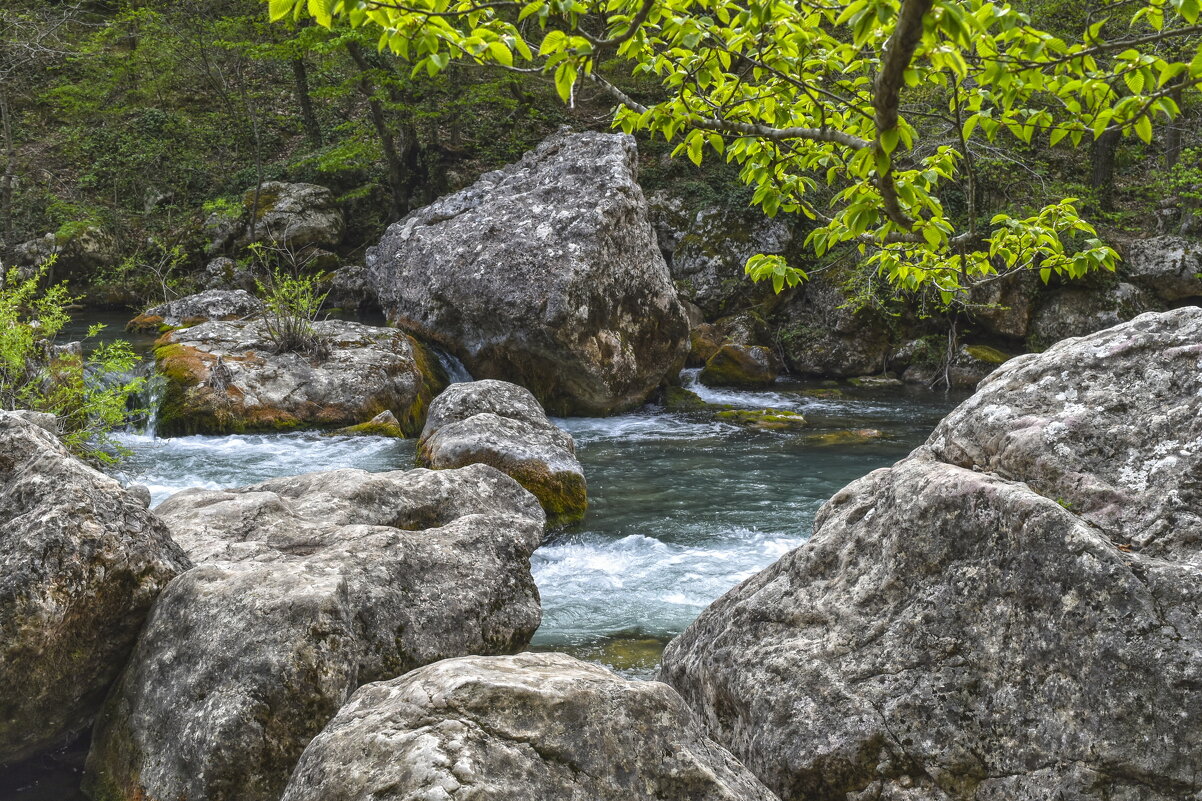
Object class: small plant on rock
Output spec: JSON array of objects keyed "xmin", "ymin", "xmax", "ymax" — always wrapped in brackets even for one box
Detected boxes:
[{"xmin": 251, "ymin": 242, "xmax": 330, "ymax": 359}]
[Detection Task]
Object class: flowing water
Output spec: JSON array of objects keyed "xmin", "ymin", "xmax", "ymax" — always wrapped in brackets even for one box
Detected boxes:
[
  {"xmin": 104, "ymin": 371, "xmax": 960, "ymax": 677},
  {"xmin": 5, "ymin": 318, "xmax": 962, "ymax": 797}
]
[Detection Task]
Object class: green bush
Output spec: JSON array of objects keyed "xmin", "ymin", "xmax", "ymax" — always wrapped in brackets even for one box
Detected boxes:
[
  {"xmin": 251, "ymin": 243, "xmax": 330, "ymax": 358},
  {"xmin": 0, "ymin": 260, "xmax": 144, "ymax": 462}
]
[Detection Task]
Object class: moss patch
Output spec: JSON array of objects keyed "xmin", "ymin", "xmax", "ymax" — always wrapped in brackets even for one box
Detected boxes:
[
  {"xmin": 963, "ymin": 344, "xmax": 1013, "ymax": 364},
  {"xmin": 804, "ymin": 428, "xmax": 885, "ymax": 447},
  {"xmin": 716, "ymin": 408, "xmax": 807, "ymax": 431}
]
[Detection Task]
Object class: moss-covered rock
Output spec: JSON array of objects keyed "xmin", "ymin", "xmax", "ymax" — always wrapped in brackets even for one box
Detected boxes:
[
  {"xmin": 847, "ymin": 374, "xmax": 904, "ymax": 388},
  {"xmin": 699, "ymin": 344, "xmax": 779, "ymax": 387},
  {"xmin": 803, "ymin": 428, "xmax": 885, "ymax": 446},
  {"xmin": 963, "ymin": 344, "xmax": 1012, "ymax": 364},
  {"xmin": 716, "ymin": 408, "xmax": 807, "ymax": 431},
  {"xmin": 330, "ymin": 410, "xmax": 405, "ymax": 438},
  {"xmin": 153, "ymin": 320, "xmax": 444, "ymax": 436},
  {"xmin": 663, "ymin": 385, "xmax": 717, "ymax": 412}
]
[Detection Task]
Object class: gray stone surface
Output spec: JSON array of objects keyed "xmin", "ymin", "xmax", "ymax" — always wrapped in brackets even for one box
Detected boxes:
[
  {"xmin": 85, "ymin": 464, "xmax": 545, "ymax": 801},
  {"xmin": 0, "ymin": 412, "xmax": 189, "ymax": 766},
  {"xmin": 419, "ymin": 380, "xmax": 586, "ymax": 526},
  {"xmin": 1027, "ymin": 282, "xmax": 1155, "ymax": 345},
  {"xmin": 154, "ymin": 318, "xmax": 444, "ymax": 436},
  {"xmin": 1121, "ymin": 235, "xmax": 1202, "ymax": 302},
  {"xmin": 206, "ymin": 181, "xmax": 345, "ymax": 254},
  {"xmin": 365, "ymin": 130, "xmax": 689, "ymax": 415},
  {"xmin": 662, "ymin": 308, "xmax": 1202, "ymax": 800},
  {"xmin": 774, "ymin": 272, "xmax": 891, "ymax": 377},
  {"xmin": 281, "ymin": 652, "xmax": 782, "ymax": 801},
  {"xmin": 128, "ymin": 288, "xmax": 260, "ymax": 332}
]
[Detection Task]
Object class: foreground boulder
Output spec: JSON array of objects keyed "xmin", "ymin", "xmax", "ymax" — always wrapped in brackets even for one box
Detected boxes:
[
  {"xmin": 365, "ymin": 130, "xmax": 689, "ymax": 415},
  {"xmin": 281, "ymin": 652, "xmax": 780, "ymax": 801},
  {"xmin": 418, "ymin": 380, "xmax": 586, "ymax": 526},
  {"xmin": 126, "ymin": 289, "xmax": 260, "ymax": 333},
  {"xmin": 0, "ymin": 412, "xmax": 189, "ymax": 766},
  {"xmin": 154, "ymin": 319, "xmax": 444, "ymax": 435},
  {"xmin": 661, "ymin": 308, "xmax": 1202, "ymax": 800},
  {"xmin": 85, "ymin": 465, "xmax": 544, "ymax": 801}
]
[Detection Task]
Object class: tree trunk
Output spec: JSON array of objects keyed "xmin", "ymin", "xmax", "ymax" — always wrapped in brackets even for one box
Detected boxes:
[
  {"xmin": 345, "ymin": 41, "xmax": 407, "ymax": 220},
  {"xmin": 1164, "ymin": 86, "xmax": 1185, "ymax": 170},
  {"xmin": 0, "ymin": 88, "xmax": 15, "ymax": 263},
  {"xmin": 1090, "ymin": 128, "xmax": 1120, "ymax": 212},
  {"xmin": 290, "ymin": 57, "xmax": 323, "ymax": 148}
]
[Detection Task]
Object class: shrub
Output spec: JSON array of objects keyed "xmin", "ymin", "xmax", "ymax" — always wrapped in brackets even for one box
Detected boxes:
[
  {"xmin": 251, "ymin": 242, "xmax": 331, "ymax": 358},
  {"xmin": 0, "ymin": 259, "xmax": 144, "ymax": 462}
]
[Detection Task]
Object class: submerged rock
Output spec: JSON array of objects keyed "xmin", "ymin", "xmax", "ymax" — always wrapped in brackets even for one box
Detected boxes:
[
  {"xmin": 126, "ymin": 288, "xmax": 260, "ymax": 333},
  {"xmin": 699, "ymin": 344, "xmax": 779, "ymax": 387},
  {"xmin": 802, "ymin": 427, "xmax": 884, "ymax": 446},
  {"xmin": 661, "ymin": 308, "xmax": 1202, "ymax": 800},
  {"xmin": 0, "ymin": 412, "xmax": 189, "ymax": 766},
  {"xmin": 153, "ymin": 318, "xmax": 444, "ymax": 436},
  {"xmin": 715, "ymin": 408, "xmax": 807, "ymax": 431},
  {"xmin": 365, "ymin": 130, "xmax": 689, "ymax": 415},
  {"xmin": 281, "ymin": 652, "xmax": 780, "ymax": 801},
  {"xmin": 85, "ymin": 464, "xmax": 545, "ymax": 801},
  {"xmin": 418, "ymin": 380, "xmax": 586, "ymax": 526}
]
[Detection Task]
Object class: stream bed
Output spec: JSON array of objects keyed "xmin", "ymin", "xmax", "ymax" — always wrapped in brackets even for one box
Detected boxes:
[{"xmin": 109, "ymin": 371, "xmax": 961, "ymax": 677}]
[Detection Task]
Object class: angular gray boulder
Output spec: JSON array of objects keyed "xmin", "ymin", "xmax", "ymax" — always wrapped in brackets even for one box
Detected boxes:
[
  {"xmin": 205, "ymin": 181, "xmax": 345, "ymax": 255},
  {"xmin": 1121, "ymin": 234, "xmax": 1202, "ymax": 302},
  {"xmin": 418, "ymin": 379, "xmax": 586, "ymax": 526},
  {"xmin": 661, "ymin": 308, "xmax": 1202, "ymax": 801},
  {"xmin": 0, "ymin": 412, "xmax": 189, "ymax": 766},
  {"xmin": 126, "ymin": 288, "xmax": 260, "ymax": 333},
  {"xmin": 365, "ymin": 130, "xmax": 690, "ymax": 415},
  {"xmin": 154, "ymin": 319, "xmax": 444, "ymax": 436},
  {"xmin": 85, "ymin": 464, "xmax": 545, "ymax": 801},
  {"xmin": 281, "ymin": 652, "xmax": 781, "ymax": 801}
]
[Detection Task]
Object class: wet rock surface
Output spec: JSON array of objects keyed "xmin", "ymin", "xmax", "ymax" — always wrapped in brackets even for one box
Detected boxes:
[
  {"xmin": 0, "ymin": 412, "xmax": 189, "ymax": 766},
  {"xmin": 281, "ymin": 652, "xmax": 781, "ymax": 801},
  {"xmin": 661, "ymin": 309, "xmax": 1202, "ymax": 801},
  {"xmin": 85, "ymin": 464, "xmax": 545, "ymax": 801},
  {"xmin": 153, "ymin": 318, "xmax": 444, "ymax": 436},
  {"xmin": 366, "ymin": 130, "xmax": 689, "ymax": 415},
  {"xmin": 699, "ymin": 344, "xmax": 779, "ymax": 387},
  {"xmin": 418, "ymin": 380, "xmax": 586, "ymax": 526}
]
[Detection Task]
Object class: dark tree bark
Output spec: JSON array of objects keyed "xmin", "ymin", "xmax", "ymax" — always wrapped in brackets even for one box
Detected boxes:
[
  {"xmin": 1090, "ymin": 128, "xmax": 1120, "ymax": 212},
  {"xmin": 290, "ymin": 57, "xmax": 323, "ymax": 148},
  {"xmin": 345, "ymin": 40, "xmax": 408, "ymax": 220}
]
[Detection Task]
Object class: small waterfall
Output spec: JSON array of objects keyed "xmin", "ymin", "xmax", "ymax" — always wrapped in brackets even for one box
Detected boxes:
[
  {"xmin": 433, "ymin": 348, "xmax": 473, "ymax": 383},
  {"xmin": 128, "ymin": 369, "xmax": 167, "ymax": 438}
]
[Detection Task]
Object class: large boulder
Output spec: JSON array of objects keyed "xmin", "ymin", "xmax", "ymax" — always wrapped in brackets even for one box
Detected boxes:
[
  {"xmin": 1121, "ymin": 235, "xmax": 1202, "ymax": 302},
  {"xmin": 661, "ymin": 308, "xmax": 1202, "ymax": 800},
  {"xmin": 670, "ymin": 205, "xmax": 795, "ymax": 317},
  {"xmin": 153, "ymin": 318, "xmax": 444, "ymax": 436},
  {"xmin": 0, "ymin": 412, "xmax": 189, "ymax": 767},
  {"xmin": 281, "ymin": 652, "xmax": 781, "ymax": 801},
  {"xmin": 365, "ymin": 130, "xmax": 690, "ymax": 415},
  {"xmin": 126, "ymin": 289, "xmax": 260, "ymax": 333},
  {"xmin": 85, "ymin": 464, "xmax": 545, "ymax": 801},
  {"xmin": 418, "ymin": 380, "xmax": 587, "ymax": 526},
  {"xmin": 12, "ymin": 226, "xmax": 119, "ymax": 282},
  {"xmin": 205, "ymin": 182, "xmax": 345, "ymax": 255},
  {"xmin": 1026, "ymin": 282, "xmax": 1155, "ymax": 347}
]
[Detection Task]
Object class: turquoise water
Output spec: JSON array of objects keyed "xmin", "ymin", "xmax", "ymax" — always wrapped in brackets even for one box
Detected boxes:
[{"xmin": 3, "ymin": 367, "xmax": 957, "ymax": 798}]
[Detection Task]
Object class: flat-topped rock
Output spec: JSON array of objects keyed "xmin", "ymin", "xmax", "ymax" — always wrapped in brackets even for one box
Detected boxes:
[
  {"xmin": 153, "ymin": 318, "xmax": 444, "ymax": 436},
  {"xmin": 127, "ymin": 289, "xmax": 260, "ymax": 333}
]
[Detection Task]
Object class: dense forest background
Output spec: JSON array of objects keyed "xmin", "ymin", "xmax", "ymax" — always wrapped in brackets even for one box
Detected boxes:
[{"xmin": 1, "ymin": 0, "xmax": 1198, "ymax": 308}]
